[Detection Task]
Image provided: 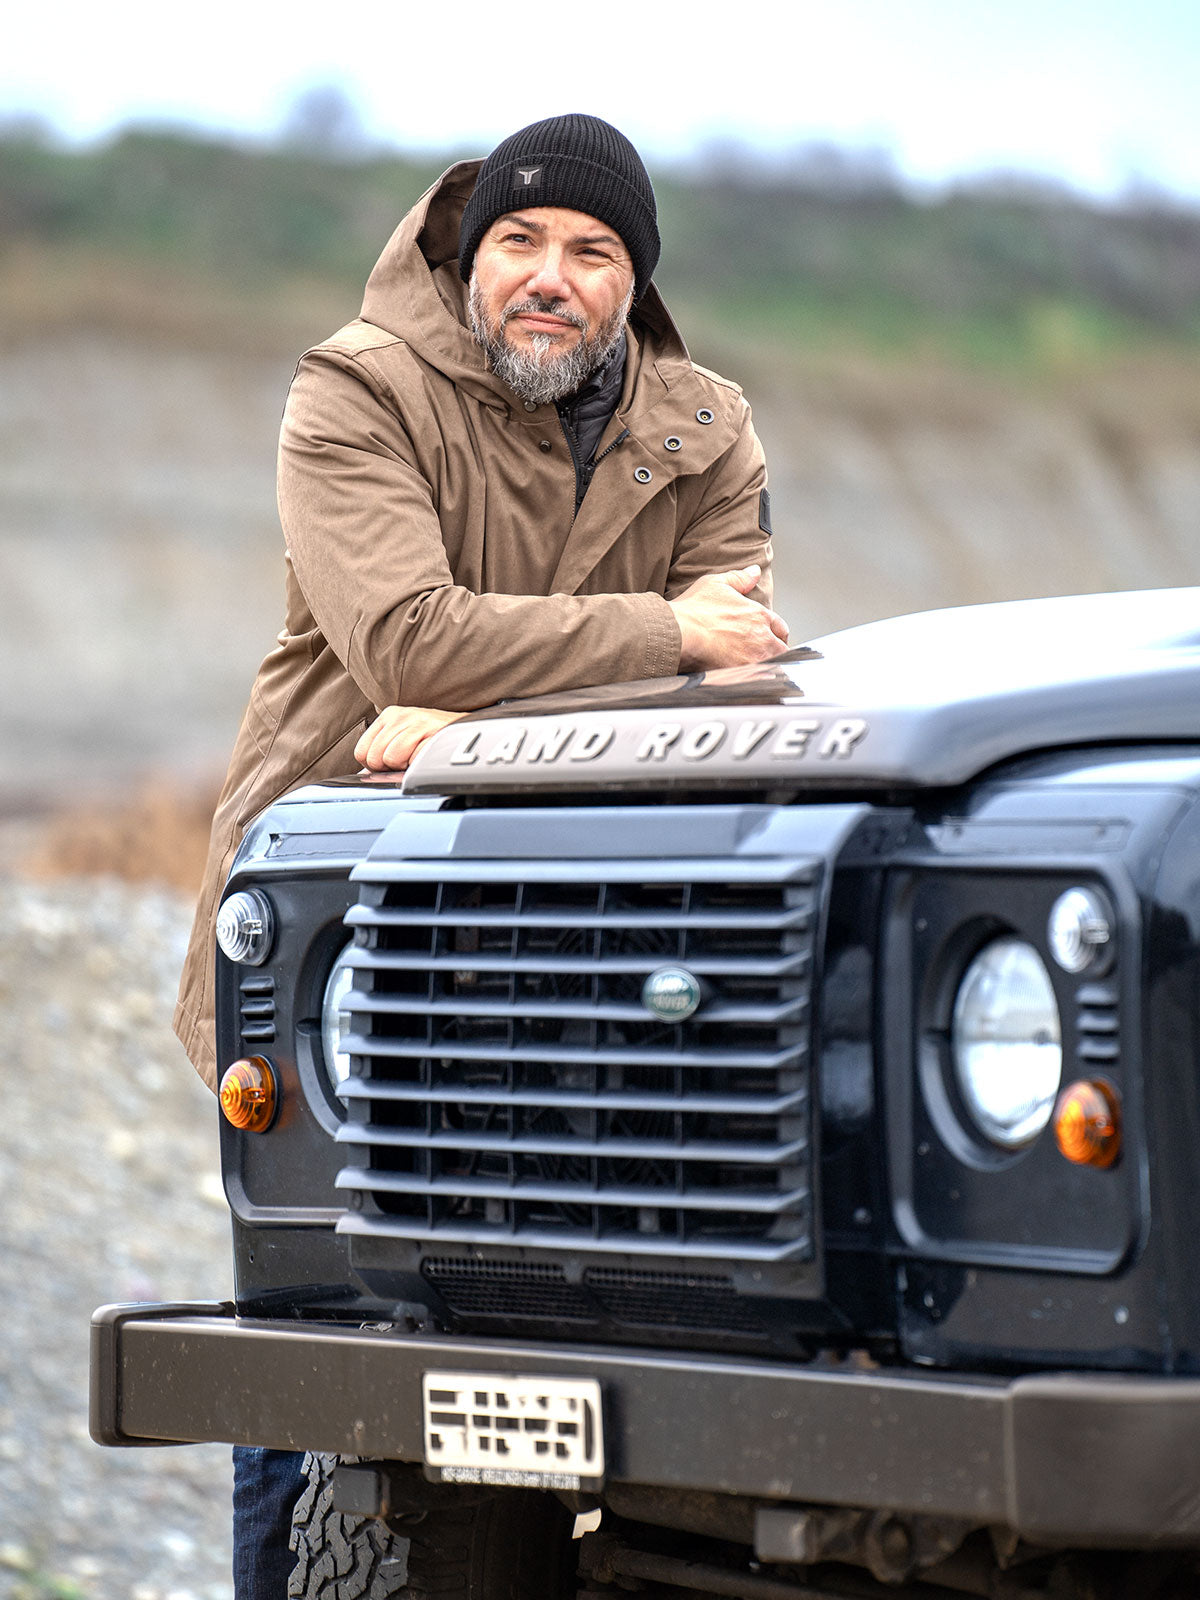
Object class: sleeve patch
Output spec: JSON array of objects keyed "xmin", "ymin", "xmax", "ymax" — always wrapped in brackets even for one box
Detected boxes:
[{"xmin": 758, "ymin": 489, "xmax": 772, "ymax": 536}]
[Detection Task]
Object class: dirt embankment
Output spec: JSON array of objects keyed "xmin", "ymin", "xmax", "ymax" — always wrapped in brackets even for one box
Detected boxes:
[
  {"xmin": 2, "ymin": 321, "xmax": 1197, "ymax": 823},
  {"xmin": 752, "ymin": 351, "xmax": 1200, "ymax": 638}
]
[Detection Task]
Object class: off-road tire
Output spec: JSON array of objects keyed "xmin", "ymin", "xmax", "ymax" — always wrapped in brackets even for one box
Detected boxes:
[
  {"xmin": 288, "ymin": 1451, "xmax": 576, "ymax": 1600},
  {"xmin": 287, "ymin": 1454, "xmax": 410, "ymax": 1599}
]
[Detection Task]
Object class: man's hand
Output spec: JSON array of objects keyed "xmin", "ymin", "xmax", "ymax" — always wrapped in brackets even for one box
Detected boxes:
[
  {"xmin": 355, "ymin": 706, "xmax": 466, "ymax": 772},
  {"xmin": 668, "ymin": 564, "xmax": 790, "ymax": 670}
]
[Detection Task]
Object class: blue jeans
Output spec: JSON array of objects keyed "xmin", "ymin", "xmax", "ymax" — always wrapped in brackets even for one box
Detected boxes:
[{"xmin": 232, "ymin": 1446, "xmax": 307, "ymax": 1599}]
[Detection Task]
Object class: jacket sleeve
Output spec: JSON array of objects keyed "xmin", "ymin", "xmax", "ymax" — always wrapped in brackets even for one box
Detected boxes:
[
  {"xmin": 664, "ymin": 393, "xmax": 774, "ymax": 611},
  {"xmin": 278, "ymin": 350, "xmax": 681, "ymax": 711}
]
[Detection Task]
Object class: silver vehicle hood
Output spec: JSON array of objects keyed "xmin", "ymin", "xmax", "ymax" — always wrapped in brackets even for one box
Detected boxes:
[{"xmin": 403, "ymin": 588, "xmax": 1200, "ymax": 796}]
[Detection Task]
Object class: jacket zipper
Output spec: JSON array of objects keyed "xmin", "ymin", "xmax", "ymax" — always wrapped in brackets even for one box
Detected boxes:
[
  {"xmin": 559, "ymin": 420, "xmax": 630, "ymax": 517},
  {"xmin": 594, "ymin": 429, "xmax": 630, "ymax": 467}
]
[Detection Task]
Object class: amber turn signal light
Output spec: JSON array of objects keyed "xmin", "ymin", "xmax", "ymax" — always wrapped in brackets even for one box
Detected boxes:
[
  {"xmin": 1053, "ymin": 1078, "xmax": 1120, "ymax": 1169},
  {"xmin": 219, "ymin": 1056, "xmax": 278, "ymax": 1133}
]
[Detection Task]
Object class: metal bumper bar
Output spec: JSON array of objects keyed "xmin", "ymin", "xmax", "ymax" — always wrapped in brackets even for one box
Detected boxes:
[{"xmin": 91, "ymin": 1302, "xmax": 1200, "ymax": 1548}]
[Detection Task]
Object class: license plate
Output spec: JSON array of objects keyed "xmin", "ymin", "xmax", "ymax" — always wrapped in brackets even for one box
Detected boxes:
[{"xmin": 421, "ymin": 1371, "xmax": 605, "ymax": 1490}]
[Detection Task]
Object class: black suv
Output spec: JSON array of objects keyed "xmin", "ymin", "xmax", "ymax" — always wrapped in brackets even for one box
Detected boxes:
[{"xmin": 93, "ymin": 589, "xmax": 1200, "ymax": 1600}]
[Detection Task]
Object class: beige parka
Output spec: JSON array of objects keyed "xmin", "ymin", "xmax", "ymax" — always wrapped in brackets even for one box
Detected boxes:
[{"xmin": 175, "ymin": 160, "xmax": 774, "ymax": 1088}]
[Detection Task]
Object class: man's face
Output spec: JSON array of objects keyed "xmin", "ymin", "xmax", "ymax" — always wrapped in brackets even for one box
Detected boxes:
[{"xmin": 469, "ymin": 206, "xmax": 635, "ymax": 405}]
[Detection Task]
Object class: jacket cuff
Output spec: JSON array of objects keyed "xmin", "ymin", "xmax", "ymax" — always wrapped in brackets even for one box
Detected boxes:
[{"xmin": 637, "ymin": 593, "xmax": 682, "ymax": 678}]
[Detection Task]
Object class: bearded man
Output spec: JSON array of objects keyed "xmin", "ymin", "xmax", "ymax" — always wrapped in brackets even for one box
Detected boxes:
[
  {"xmin": 176, "ymin": 113, "xmax": 787, "ymax": 1097},
  {"xmin": 178, "ymin": 116, "xmax": 788, "ymax": 1594}
]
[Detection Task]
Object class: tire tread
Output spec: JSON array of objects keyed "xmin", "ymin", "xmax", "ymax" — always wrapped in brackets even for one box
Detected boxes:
[{"xmin": 288, "ymin": 1454, "xmax": 574, "ymax": 1600}]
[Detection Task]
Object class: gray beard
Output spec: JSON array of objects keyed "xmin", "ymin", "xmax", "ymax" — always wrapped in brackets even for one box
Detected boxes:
[{"xmin": 469, "ymin": 269, "xmax": 631, "ymax": 407}]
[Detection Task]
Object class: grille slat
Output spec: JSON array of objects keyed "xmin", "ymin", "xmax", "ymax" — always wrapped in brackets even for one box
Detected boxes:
[
  {"xmin": 338, "ymin": 1084, "xmax": 808, "ymax": 1114},
  {"xmin": 351, "ymin": 859, "xmax": 820, "ymax": 886},
  {"xmin": 345, "ymin": 905, "xmax": 812, "ymax": 931},
  {"xmin": 336, "ymin": 1130, "xmax": 806, "ymax": 1161},
  {"xmin": 343, "ymin": 949, "xmax": 809, "ymax": 978},
  {"xmin": 337, "ymin": 1167, "xmax": 808, "ymax": 1212},
  {"xmin": 341, "ymin": 1214, "xmax": 810, "ymax": 1262},
  {"xmin": 341, "ymin": 992, "xmax": 807, "ymax": 1024},
  {"xmin": 336, "ymin": 849, "xmax": 819, "ymax": 1265},
  {"xmin": 337, "ymin": 1037, "xmax": 805, "ymax": 1070}
]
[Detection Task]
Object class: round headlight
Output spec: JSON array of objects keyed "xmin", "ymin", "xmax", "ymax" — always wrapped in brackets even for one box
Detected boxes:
[
  {"xmin": 320, "ymin": 944, "xmax": 358, "ymax": 1090},
  {"xmin": 215, "ymin": 890, "xmax": 274, "ymax": 965},
  {"xmin": 952, "ymin": 937, "xmax": 1062, "ymax": 1149}
]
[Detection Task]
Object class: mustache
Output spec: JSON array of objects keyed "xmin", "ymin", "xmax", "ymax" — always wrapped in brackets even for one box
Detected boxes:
[{"xmin": 501, "ymin": 298, "xmax": 588, "ymax": 333}]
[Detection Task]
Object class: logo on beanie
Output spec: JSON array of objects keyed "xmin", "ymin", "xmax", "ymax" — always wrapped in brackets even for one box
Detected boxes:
[{"xmin": 514, "ymin": 165, "xmax": 543, "ymax": 188}]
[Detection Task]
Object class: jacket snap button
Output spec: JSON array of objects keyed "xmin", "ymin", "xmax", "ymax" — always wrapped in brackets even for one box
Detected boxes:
[
  {"xmin": 634, "ymin": 467, "xmax": 653, "ymax": 484},
  {"xmin": 523, "ymin": 400, "xmax": 538, "ymax": 412},
  {"xmin": 696, "ymin": 408, "xmax": 714, "ymax": 425},
  {"xmin": 539, "ymin": 439, "xmax": 552, "ymax": 452},
  {"xmin": 664, "ymin": 435, "xmax": 682, "ymax": 451}
]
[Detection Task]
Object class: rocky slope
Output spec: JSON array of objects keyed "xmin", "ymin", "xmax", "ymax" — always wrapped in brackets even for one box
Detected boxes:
[{"xmin": 0, "ymin": 873, "xmax": 233, "ymax": 1600}]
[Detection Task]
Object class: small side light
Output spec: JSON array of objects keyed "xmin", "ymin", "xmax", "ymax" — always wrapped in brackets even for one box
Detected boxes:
[
  {"xmin": 1048, "ymin": 887, "xmax": 1113, "ymax": 974},
  {"xmin": 1054, "ymin": 1079, "xmax": 1120, "ymax": 1169},
  {"xmin": 215, "ymin": 890, "xmax": 275, "ymax": 966},
  {"xmin": 219, "ymin": 1056, "xmax": 278, "ymax": 1133}
]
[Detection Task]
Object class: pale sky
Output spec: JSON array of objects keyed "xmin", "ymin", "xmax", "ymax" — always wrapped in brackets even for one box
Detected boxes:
[{"xmin": 5, "ymin": 0, "xmax": 1198, "ymax": 200}]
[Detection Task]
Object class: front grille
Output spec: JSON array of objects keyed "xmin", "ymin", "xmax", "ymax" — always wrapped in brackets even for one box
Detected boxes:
[{"xmin": 334, "ymin": 851, "xmax": 819, "ymax": 1263}]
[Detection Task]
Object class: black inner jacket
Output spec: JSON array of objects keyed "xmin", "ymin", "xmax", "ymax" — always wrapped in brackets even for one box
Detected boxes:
[{"xmin": 556, "ymin": 330, "xmax": 628, "ymax": 508}]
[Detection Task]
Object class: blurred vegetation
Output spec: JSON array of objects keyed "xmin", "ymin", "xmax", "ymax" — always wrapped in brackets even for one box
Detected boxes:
[{"xmin": 1, "ymin": 124, "xmax": 1198, "ymax": 371}]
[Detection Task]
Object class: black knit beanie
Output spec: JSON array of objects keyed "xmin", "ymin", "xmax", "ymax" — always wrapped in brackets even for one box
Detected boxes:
[{"xmin": 458, "ymin": 113, "xmax": 660, "ymax": 303}]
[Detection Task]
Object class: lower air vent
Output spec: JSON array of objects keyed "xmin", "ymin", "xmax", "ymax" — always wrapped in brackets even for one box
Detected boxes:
[
  {"xmin": 421, "ymin": 1258, "xmax": 765, "ymax": 1335},
  {"xmin": 583, "ymin": 1267, "xmax": 766, "ymax": 1333},
  {"xmin": 422, "ymin": 1258, "xmax": 593, "ymax": 1321}
]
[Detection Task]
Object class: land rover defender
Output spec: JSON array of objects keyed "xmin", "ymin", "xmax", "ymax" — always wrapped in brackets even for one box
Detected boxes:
[{"xmin": 93, "ymin": 589, "xmax": 1200, "ymax": 1599}]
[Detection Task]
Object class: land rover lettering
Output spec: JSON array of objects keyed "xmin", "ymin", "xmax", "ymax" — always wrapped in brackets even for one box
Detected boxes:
[
  {"xmin": 567, "ymin": 724, "xmax": 615, "ymax": 761},
  {"xmin": 429, "ymin": 710, "xmax": 869, "ymax": 786},
  {"xmin": 635, "ymin": 723, "xmax": 681, "ymax": 761},
  {"xmin": 731, "ymin": 719, "xmax": 775, "ymax": 758},
  {"xmin": 679, "ymin": 721, "xmax": 726, "ymax": 759},
  {"xmin": 524, "ymin": 723, "xmax": 574, "ymax": 763},
  {"xmin": 819, "ymin": 718, "xmax": 870, "ymax": 759}
]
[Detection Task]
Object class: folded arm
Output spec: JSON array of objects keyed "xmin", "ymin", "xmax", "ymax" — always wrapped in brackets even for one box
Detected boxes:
[
  {"xmin": 279, "ymin": 353, "xmax": 679, "ymax": 712},
  {"xmin": 282, "ymin": 353, "xmax": 788, "ymax": 771}
]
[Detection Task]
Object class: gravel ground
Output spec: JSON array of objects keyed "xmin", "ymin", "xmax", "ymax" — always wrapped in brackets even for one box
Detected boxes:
[{"xmin": 0, "ymin": 872, "xmax": 235, "ymax": 1600}]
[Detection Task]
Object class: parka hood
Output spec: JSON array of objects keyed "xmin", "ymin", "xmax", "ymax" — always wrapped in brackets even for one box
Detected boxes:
[{"xmin": 358, "ymin": 160, "xmax": 694, "ymax": 409}]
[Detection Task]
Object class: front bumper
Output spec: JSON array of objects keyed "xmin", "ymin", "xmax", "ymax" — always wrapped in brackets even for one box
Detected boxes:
[{"xmin": 92, "ymin": 1302, "xmax": 1200, "ymax": 1549}]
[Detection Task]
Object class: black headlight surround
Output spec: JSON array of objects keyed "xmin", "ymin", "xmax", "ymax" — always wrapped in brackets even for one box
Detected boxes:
[
  {"xmin": 216, "ymin": 868, "xmax": 359, "ymax": 1221},
  {"xmin": 294, "ymin": 919, "xmax": 361, "ymax": 1132},
  {"xmin": 885, "ymin": 863, "xmax": 1140, "ymax": 1274},
  {"xmin": 915, "ymin": 911, "xmax": 1039, "ymax": 1173}
]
